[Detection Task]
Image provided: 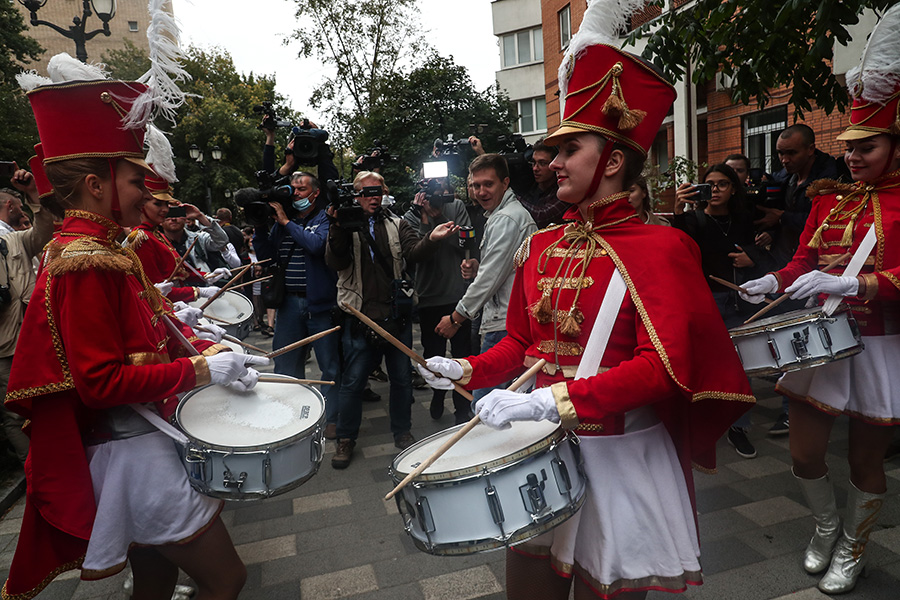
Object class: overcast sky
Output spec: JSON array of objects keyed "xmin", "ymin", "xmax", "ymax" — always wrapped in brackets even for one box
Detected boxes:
[{"xmin": 170, "ymin": 0, "xmax": 499, "ymax": 125}]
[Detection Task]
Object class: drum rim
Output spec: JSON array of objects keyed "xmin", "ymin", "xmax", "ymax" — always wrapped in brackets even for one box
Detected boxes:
[
  {"xmin": 742, "ymin": 345, "xmax": 865, "ymax": 377},
  {"xmin": 176, "ymin": 375, "xmax": 325, "ymax": 451},
  {"xmin": 729, "ymin": 304, "xmax": 851, "ymax": 336},
  {"xmin": 190, "ymin": 290, "xmax": 254, "ymax": 324},
  {"xmin": 390, "ymin": 423, "xmax": 566, "ymax": 482}
]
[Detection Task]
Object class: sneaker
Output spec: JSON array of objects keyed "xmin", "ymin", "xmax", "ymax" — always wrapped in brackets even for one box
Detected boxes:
[
  {"xmin": 768, "ymin": 413, "xmax": 789, "ymax": 436},
  {"xmin": 324, "ymin": 423, "xmax": 337, "ymax": 440},
  {"xmin": 727, "ymin": 427, "xmax": 757, "ymax": 459},
  {"xmin": 394, "ymin": 432, "xmax": 416, "ymax": 450},
  {"xmin": 260, "ymin": 325, "xmax": 274, "ymax": 338},
  {"xmin": 362, "ymin": 388, "xmax": 381, "ymax": 403},
  {"xmin": 332, "ymin": 439, "xmax": 355, "ymax": 469},
  {"xmin": 369, "ymin": 366, "xmax": 388, "ymax": 382},
  {"xmin": 430, "ymin": 396, "xmax": 444, "ymax": 420}
]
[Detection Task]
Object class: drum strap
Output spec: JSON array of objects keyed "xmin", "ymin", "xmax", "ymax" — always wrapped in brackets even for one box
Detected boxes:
[
  {"xmin": 575, "ymin": 270, "xmax": 627, "ymax": 380},
  {"xmin": 822, "ymin": 225, "xmax": 876, "ymax": 316},
  {"xmin": 129, "ymin": 404, "xmax": 189, "ymax": 445}
]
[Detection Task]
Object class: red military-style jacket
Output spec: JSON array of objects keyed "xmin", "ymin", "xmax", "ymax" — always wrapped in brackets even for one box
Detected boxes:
[
  {"xmin": 2, "ymin": 211, "xmax": 228, "ymax": 600},
  {"xmin": 125, "ymin": 221, "xmax": 200, "ymax": 303},
  {"xmin": 774, "ymin": 171, "xmax": 900, "ymax": 336},
  {"xmin": 459, "ymin": 194, "xmax": 753, "ymax": 477}
]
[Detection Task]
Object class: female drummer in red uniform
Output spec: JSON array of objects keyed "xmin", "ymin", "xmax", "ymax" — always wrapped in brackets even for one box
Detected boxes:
[
  {"xmin": 1, "ymin": 56, "xmax": 268, "ymax": 600},
  {"xmin": 740, "ymin": 8, "xmax": 900, "ymax": 594},
  {"xmin": 419, "ymin": 2, "xmax": 753, "ymax": 598}
]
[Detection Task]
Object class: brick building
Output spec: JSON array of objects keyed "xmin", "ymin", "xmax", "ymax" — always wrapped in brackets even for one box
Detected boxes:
[
  {"xmin": 14, "ymin": 0, "xmax": 156, "ymax": 73},
  {"xmin": 511, "ymin": 0, "xmax": 879, "ymax": 210}
]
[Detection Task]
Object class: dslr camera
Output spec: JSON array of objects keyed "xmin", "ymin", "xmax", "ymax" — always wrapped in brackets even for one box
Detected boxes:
[
  {"xmin": 353, "ymin": 140, "xmax": 396, "ymax": 172},
  {"xmin": 234, "ymin": 170, "xmax": 294, "ymax": 227},
  {"xmin": 325, "ymin": 179, "xmax": 371, "ymax": 232},
  {"xmin": 253, "ymin": 101, "xmax": 291, "ymax": 131},
  {"xmin": 288, "ymin": 118, "xmax": 329, "ymax": 165}
]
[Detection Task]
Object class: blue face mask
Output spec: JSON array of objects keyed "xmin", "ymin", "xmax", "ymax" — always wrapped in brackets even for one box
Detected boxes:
[{"xmin": 292, "ymin": 195, "xmax": 312, "ymax": 212}]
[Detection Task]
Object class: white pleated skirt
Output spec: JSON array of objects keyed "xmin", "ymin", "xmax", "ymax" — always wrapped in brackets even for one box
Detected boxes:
[
  {"xmin": 513, "ymin": 422, "xmax": 702, "ymax": 598},
  {"xmin": 777, "ymin": 334, "xmax": 900, "ymax": 424},
  {"xmin": 81, "ymin": 431, "xmax": 223, "ymax": 578}
]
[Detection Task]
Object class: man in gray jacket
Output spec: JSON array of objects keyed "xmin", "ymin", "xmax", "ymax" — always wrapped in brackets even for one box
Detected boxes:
[{"xmin": 435, "ymin": 154, "xmax": 537, "ymax": 400}]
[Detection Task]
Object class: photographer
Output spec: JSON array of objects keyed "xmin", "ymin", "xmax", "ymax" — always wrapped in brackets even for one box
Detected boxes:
[
  {"xmin": 326, "ymin": 171, "xmax": 459, "ymax": 468},
  {"xmin": 0, "ymin": 166, "xmax": 54, "ymax": 465},
  {"xmin": 403, "ymin": 179, "xmax": 474, "ymax": 425},
  {"xmin": 253, "ymin": 172, "xmax": 341, "ymax": 439}
]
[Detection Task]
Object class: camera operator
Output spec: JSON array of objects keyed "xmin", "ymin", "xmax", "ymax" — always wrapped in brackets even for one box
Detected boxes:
[
  {"xmin": 262, "ymin": 120, "xmax": 339, "ymax": 185},
  {"xmin": 253, "ymin": 171, "xmax": 341, "ymax": 439},
  {"xmin": 326, "ymin": 171, "xmax": 460, "ymax": 468},
  {"xmin": 403, "ymin": 179, "xmax": 474, "ymax": 425},
  {"xmin": 0, "ymin": 166, "xmax": 54, "ymax": 464}
]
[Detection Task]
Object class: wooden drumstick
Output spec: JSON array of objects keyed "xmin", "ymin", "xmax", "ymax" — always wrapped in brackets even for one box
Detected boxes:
[
  {"xmin": 199, "ymin": 263, "xmax": 254, "ymax": 310},
  {"xmin": 743, "ymin": 252, "xmax": 852, "ymax": 324},
  {"xmin": 165, "ymin": 236, "xmax": 200, "ymax": 282},
  {"xmin": 207, "ymin": 258, "xmax": 271, "ymax": 279},
  {"xmin": 341, "ymin": 303, "xmax": 475, "ymax": 402},
  {"xmin": 708, "ymin": 275, "xmax": 773, "ymax": 304},
  {"xmin": 194, "ymin": 326, "xmax": 267, "ymax": 354},
  {"xmin": 265, "ymin": 326, "xmax": 342, "ymax": 359},
  {"xmin": 219, "ymin": 274, "xmax": 272, "ymax": 292},
  {"xmin": 384, "ymin": 358, "xmax": 547, "ymax": 501},
  {"xmin": 258, "ymin": 376, "xmax": 335, "ymax": 386}
]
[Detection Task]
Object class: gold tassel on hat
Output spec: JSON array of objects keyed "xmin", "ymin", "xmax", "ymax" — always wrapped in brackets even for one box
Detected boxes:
[{"xmin": 599, "ymin": 62, "xmax": 645, "ymax": 131}]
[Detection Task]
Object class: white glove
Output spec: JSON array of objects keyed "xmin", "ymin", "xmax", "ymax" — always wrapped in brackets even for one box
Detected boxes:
[
  {"xmin": 205, "ymin": 267, "xmax": 231, "ymax": 284},
  {"xmin": 738, "ymin": 274, "xmax": 779, "ymax": 304},
  {"xmin": 197, "ymin": 286, "xmax": 220, "ymax": 298},
  {"xmin": 196, "ymin": 323, "xmax": 226, "ymax": 342},
  {"xmin": 221, "ymin": 244, "xmax": 242, "ymax": 269},
  {"xmin": 154, "ymin": 281, "xmax": 173, "ymax": 296},
  {"xmin": 175, "ymin": 306, "xmax": 203, "ymax": 328},
  {"xmin": 475, "ymin": 387, "xmax": 559, "ymax": 430},
  {"xmin": 172, "ymin": 301, "xmax": 190, "ymax": 312},
  {"xmin": 206, "ymin": 353, "xmax": 269, "ymax": 389},
  {"xmin": 415, "ymin": 357, "xmax": 464, "ymax": 391},
  {"xmin": 785, "ymin": 271, "xmax": 859, "ymax": 300}
]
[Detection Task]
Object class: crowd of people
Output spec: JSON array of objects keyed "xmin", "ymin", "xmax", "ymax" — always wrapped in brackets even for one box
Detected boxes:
[{"xmin": 1, "ymin": 1, "xmax": 899, "ymax": 599}]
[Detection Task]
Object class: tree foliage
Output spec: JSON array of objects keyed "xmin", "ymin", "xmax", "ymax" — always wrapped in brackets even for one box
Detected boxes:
[
  {"xmin": 0, "ymin": 2, "xmax": 44, "ymax": 166},
  {"xmin": 104, "ymin": 43, "xmax": 300, "ymax": 212},
  {"xmin": 630, "ymin": 0, "xmax": 900, "ymax": 117}
]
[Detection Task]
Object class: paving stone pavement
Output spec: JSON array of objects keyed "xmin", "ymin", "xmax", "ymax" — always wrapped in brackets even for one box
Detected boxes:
[{"xmin": 2, "ymin": 326, "xmax": 900, "ymax": 599}]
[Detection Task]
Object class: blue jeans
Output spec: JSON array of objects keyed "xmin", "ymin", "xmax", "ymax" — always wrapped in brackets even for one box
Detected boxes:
[
  {"xmin": 473, "ymin": 330, "xmax": 510, "ymax": 403},
  {"xmin": 272, "ymin": 294, "xmax": 341, "ymax": 424},
  {"xmin": 336, "ymin": 320, "xmax": 413, "ymax": 441}
]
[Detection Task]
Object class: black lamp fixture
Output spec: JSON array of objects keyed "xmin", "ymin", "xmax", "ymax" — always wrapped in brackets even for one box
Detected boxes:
[
  {"xmin": 188, "ymin": 144, "xmax": 223, "ymax": 212},
  {"xmin": 18, "ymin": 0, "xmax": 117, "ymax": 63}
]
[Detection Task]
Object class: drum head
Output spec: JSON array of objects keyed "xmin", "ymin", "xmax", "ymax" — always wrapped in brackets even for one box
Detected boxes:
[
  {"xmin": 729, "ymin": 305, "xmax": 846, "ymax": 335},
  {"xmin": 178, "ymin": 377, "xmax": 324, "ymax": 448},
  {"xmin": 393, "ymin": 420, "xmax": 560, "ymax": 479},
  {"xmin": 190, "ymin": 291, "xmax": 253, "ymax": 325}
]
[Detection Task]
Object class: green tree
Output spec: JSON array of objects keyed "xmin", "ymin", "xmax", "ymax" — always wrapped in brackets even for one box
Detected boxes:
[
  {"xmin": 0, "ymin": 2, "xmax": 44, "ymax": 165},
  {"xmin": 104, "ymin": 44, "xmax": 301, "ymax": 213},
  {"xmin": 630, "ymin": 0, "xmax": 900, "ymax": 117}
]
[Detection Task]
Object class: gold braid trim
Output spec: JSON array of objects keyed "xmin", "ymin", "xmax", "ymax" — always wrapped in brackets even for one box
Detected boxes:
[
  {"xmin": 189, "ymin": 355, "xmax": 211, "ymax": 386},
  {"xmin": 124, "ymin": 228, "xmax": 148, "ymax": 250},
  {"xmin": 882, "ymin": 271, "xmax": 900, "ymax": 294},
  {"xmin": 201, "ymin": 344, "xmax": 231, "ymax": 357},
  {"xmin": 46, "ymin": 239, "xmax": 134, "ymax": 276},
  {"xmin": 806, "ymin": 179, "xmax": 855, "ymax": 200},
  {"xmin": 0, "ymin": 556, "xmax": 84, "ymax": 600},
  {"xmin": 454, "ymin": 359, "xmax": 473, "ymax": 386},
  {"xmin": 63, "ymin": 210, "xmax": 121, "ymax": 245},
  {"xmin": 515, "ymin": 223, "xmax": 568, "ymax": 267}
]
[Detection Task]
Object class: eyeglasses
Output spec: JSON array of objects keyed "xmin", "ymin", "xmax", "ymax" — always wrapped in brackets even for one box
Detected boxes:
[
  {"xmin": 530, "ymin": 160, "xmax": 551, "ymax": 168},
  {"xmin": 706, "ymin": 180, "xmax": 732, "ymax": 191}
]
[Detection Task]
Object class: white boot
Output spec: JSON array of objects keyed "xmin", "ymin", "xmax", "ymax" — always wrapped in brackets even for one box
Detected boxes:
[{"xmin": 794, "ymin": 469, "xmax": 841, "ymax": 574}]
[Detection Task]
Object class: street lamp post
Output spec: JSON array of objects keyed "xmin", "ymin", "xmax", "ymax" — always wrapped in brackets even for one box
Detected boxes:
[
  {"xmin": 189, "ymin": 144, "xmax": 222, "ymax": 214},
  {"xmin": 18, "ymin": 0, "xmax": 118, "ymax": 63}
]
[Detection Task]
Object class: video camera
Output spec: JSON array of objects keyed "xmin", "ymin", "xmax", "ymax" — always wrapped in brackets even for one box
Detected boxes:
[
  {"xmin": 325, "ymin": 179, "xmax": 369, "ymax": 232},
  {"xmin": 353, "ymin": 140, "xmax": 396, "ymax": 172},
  {"xmin": 411, "ymin": 161, "xmax": 454, "ymax": 216},
  {"xmin": 288, "ymin": 118, "xmax": 329, "ymax": 165},
  {"xmin": 253, "ymin": 101, "xmax": 292, "ymax": 131},
  {"xmin": 433, "ymin": 135, "xmax": 472, "ymax": 156},
  {"xmin": 234, "ymin": 170, "xmax": 294, "ymax": 227},
  {"xmin": 746, "ymin": 168, "xmax": 785, "ymax": 209},
  {"xmin": 498, "ymin": 133, "xmax": 535, "ymax": 189}
]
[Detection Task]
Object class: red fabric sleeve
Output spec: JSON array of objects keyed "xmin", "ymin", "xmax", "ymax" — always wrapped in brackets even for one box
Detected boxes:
[
  {"xmin": 55, "ymin": 269, "xmax": 198, "ymax": 409},
  {"xmin": 168, "ymin": 286, "xmax": 197, "ymax": 303}
]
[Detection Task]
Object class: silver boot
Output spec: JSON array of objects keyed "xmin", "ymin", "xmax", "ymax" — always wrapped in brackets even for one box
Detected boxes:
[
  {"xmin": 818, "ymin": 482, "xmax": 885, "ymax": 595},
  {"xmin": 795, "ymin": 470, "xmax": 841, "ymax": 574}
]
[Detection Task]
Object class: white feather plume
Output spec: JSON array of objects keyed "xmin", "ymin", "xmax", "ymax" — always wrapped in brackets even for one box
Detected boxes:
[
  {"xmin": 16, "ymin": 70, "xmax": 52, "ymax": 92},
  {"xmin": 144, "ymin": 123, "xmax": 178, "ymax": 184},
  {"xmin": 846, "ymin": 4, "xmax": 900, "ymax": 104},
  {"xmin": 121, "ymin": 0, "xmax": 191, "ymax": 130},
  {"xmin": 558, "ymin": 0, "xmax": 649, "ymax": 116},
  {"xmin": 46, "ymin": 53, "xmax": 110, "ymax": 83}
]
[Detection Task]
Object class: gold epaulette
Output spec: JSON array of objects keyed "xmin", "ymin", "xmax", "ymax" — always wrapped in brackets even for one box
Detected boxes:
[
  {"xmin": 124, "ymin": 228, "xmax": 148, "ymax": 250},
  {"xmin": 806, "ymin": 178, "xmax": 855, "ymax": 200},
  {"xmin": 514, "ymin": 223, "xmax": 567, "ymax": 267},
  {"xmin": 45, "ymin": 238, "xmax": 134, "ymax": 276}
]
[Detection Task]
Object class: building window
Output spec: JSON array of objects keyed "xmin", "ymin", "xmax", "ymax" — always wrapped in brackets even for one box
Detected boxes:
[
  {"xmin": 128, "ymin": 21, "xmax": 138, "ymax": 32},
  {"xmin": 501, "ymin": 27, "xmax": 543, "ymax": 68},
  {"xmin": 743, "ymin": 106, "xmax": 788, "ymax": 173},
  {"xmin": 516, "ymin": 96, "xmax": 548, "ymax": 134},
  {"xmin": 559, "ymin": 5, "xmax": 572, "ymax": 49}
]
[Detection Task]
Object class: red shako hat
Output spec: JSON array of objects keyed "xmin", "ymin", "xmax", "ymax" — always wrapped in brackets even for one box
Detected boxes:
[
  {"xmin": 27, "ymin": 144, "xmax": 53, "ymax": 200},
  {"xmin": 146, "ymin": 166, "xmax": 178, "ymax": 203}
]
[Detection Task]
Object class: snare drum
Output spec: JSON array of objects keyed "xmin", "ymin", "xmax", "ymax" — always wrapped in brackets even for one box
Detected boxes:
[
  {"xmin": 728, "ymin": 305, "xmax": 864, "ymax": 377},
  {"xmin": 389, "ymin": 420, "xmax": 586, "ymax": 555},
  {"xmin": 175, "ymin": 375, "xmax": 325, "ymax": 500},
  {"xmin": 190, "ymin": 290, "xmax": 253, "ymax": 339}
]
